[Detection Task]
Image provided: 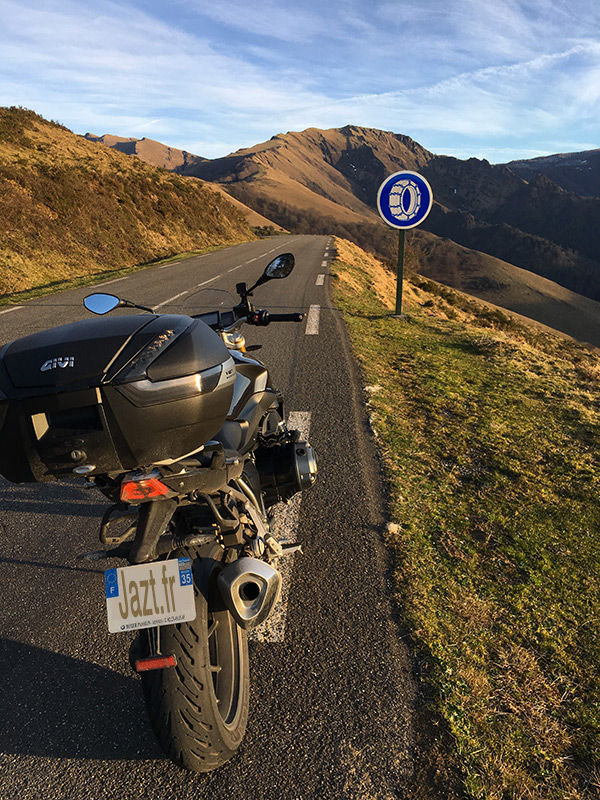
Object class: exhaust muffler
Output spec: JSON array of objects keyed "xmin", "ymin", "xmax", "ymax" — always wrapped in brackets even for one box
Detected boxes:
[{"xmin": 217, "ymin": 557, "xmax": 282, "ymax": 630}]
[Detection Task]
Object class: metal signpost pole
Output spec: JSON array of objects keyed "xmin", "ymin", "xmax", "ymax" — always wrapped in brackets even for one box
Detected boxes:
[
  {"xmin": 396, "ymin": 229, "xmax": 405, "ymax": 316},
  {"xmin": 376, "ymin": 171, "xmax": 433, "ymax": 318}
]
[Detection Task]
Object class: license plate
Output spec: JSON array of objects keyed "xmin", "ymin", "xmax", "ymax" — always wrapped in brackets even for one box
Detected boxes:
[{"xmin": 104, "ymin": 558, "xmax": 196, "ymax": 633}]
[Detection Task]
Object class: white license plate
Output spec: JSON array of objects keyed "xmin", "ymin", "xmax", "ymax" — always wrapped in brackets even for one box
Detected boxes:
[{"xmin": 104, "ymin": 558, "xmax": 196, "ymax": 633}]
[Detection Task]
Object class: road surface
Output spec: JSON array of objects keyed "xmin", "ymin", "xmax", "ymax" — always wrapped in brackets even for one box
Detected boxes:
[{"xmin": 0, "ymin": 235, "xmax": 418, "ymax": 799}]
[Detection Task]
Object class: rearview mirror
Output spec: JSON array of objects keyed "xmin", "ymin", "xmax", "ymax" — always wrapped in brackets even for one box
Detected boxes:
[
  {"xmin": 84, "ymin": 293, "xmax": 121, "ymax": 315},
  {"xmin": 263, "ymin": 253, "xmax": 295, "ymax": 280}
]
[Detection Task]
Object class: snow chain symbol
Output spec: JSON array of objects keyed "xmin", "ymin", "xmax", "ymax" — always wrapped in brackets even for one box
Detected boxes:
[{"xmin": 388, "ymin": 177, "xmax": 423, "ymax": 223}]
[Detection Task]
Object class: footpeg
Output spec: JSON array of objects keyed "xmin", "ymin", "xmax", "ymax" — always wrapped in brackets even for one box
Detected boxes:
[{"xmin": 278, "ymin": 541, "xmax": 303, "ymax": 556}]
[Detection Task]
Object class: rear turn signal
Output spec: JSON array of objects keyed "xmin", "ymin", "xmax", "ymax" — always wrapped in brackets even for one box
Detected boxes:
[
  {"xmin": 120, "ymin": 477, "xmax": 173, "ymax": 502},
  {"xmin": 135, "ymin": 654, "xmax": 177, "ymax": 672}
]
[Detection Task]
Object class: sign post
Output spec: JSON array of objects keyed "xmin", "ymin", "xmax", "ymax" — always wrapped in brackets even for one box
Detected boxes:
[{"xmin": 376, "ymin": 171, "xmax": 433, "ymax": 316}]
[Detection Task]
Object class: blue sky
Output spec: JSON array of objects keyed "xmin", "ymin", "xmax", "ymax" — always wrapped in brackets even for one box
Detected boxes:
[{"xmin": 1, "ymin": 0, "xmax": 599, "ymax": 162}]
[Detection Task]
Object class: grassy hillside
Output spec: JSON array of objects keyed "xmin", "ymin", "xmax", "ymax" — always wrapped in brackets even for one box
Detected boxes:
[
  {"xmin": 331, "ymin": 238, "xmax": 600, "ymax": 799},
  {"xmin": 412, "ymin": 229, "xmax": 600, "ymax": 348},
  {"xmin": 0, "ymin": 107, "xmax": 253, "ymax": 297}
]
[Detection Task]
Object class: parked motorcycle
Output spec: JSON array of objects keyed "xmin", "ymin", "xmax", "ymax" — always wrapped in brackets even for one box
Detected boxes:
[{"xmin": 0, "ymin": 253, "xmax": 317, "ymax": 771}]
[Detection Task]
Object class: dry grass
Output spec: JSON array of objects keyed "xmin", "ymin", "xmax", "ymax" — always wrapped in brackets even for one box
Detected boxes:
[{"xmin": 0, "ymin": 107, "xmax": 254, "ymax": 297}]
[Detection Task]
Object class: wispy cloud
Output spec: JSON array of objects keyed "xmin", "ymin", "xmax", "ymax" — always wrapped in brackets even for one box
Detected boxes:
[
  {"xmin": 0, "ymin": 0, "xmax": 598, "ymax": 161},
  {"xmin": 311, "ymin": 43, "xmax": 600, "ymax": 153},
  {"xmin": 181, "ymin": 0, "xmax": 325, "ymax": 42}
]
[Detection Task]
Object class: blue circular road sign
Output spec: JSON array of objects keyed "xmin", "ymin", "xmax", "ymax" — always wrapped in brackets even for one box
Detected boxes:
[{"xmin": 377, "ymin": 171, "xmax": 433, "ymax": 229}]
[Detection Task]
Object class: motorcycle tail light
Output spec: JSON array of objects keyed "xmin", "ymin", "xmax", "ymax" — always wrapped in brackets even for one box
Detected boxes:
[{"xmin": 120, "ymin": 476, "xmax": 174, "ymax": 502}]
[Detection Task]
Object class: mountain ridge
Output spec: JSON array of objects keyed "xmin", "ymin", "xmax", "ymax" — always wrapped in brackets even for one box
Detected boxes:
[
  {"xmin": 83, "ymin": 132, "xmax": 206, "ymax": 172},
  {"xmin": 175, "ymin": 125, "xmax": 600, "ymax": 302},
  {"xmin": 504, "ymin": 148, "xmax": 600, "ymax": 197}
]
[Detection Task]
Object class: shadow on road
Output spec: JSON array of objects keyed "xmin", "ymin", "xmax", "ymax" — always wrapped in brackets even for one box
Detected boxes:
[
  {"xmin": 0, "ymin": 479, "xmax": 108, "ymax": 518},
  {"xmin": 0, "ymin": 638, "xmax": 162, "ymax": 762},
  {"xmin": 0, "ymin": 556, "xmax": 103, "ymax": 575}
]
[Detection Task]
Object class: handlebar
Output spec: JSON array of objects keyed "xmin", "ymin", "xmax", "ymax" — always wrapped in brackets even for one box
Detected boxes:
[
  {"xmin": 266, "ymin": 312, "xmax": 304, "ymax": 322},
  {"xmin": 247, "ymin": 310, "xmax": 304, "ymax": 326}
]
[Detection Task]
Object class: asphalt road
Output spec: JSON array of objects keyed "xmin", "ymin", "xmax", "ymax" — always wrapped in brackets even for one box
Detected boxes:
[{"xmin": 0, "ymin": 235, "xmax": 417, "ymax": 799}]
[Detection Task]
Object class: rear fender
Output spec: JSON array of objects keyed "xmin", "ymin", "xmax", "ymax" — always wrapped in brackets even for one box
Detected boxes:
[{"xmin": 128, "ymin": 498, "xmax": 178, "ymax": 564}]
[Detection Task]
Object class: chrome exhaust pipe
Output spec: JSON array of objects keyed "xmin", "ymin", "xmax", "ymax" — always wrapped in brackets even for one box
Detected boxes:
[{"xmin": 217, "ymin": 557, "xmax": 282, "ymax": 630}]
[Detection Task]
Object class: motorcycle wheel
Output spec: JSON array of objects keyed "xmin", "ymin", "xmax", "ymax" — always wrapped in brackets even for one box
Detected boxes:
[{"xmin": 140, "ymin": 544, "xmax": 249, "ymax": 772}]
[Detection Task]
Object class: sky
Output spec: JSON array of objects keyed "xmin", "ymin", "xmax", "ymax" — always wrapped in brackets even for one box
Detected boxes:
[{"xmin": 0, "ymin": 0, "xmax": 599, "ymax": 162}]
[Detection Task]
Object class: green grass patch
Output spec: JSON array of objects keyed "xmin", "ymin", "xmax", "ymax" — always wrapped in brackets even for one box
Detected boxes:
[{"xmin": 331, "ymin": 240, "xmax": 600, "ymax": 799}]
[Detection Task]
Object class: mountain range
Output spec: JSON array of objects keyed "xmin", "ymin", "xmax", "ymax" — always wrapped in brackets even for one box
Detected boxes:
[
  {"xmin": 186, "ymin": 126, "xmax": 600, "ymax": 299},
  {"xmin": 503, "ymin": 149, "xmax": 600, "ymax": 197},
  {"xmin": 86, "ymin": 125, "xmax": 600, "ymax": 346},
  {"xmin": 2, "ymin": 107, "xmax": 600, "ymax": 347}
]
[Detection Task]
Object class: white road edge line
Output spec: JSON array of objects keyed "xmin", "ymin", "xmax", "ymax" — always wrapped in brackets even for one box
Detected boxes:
[
  {"xmin": 160, "ymin": 253, "xmax": 209, "ymax": 269},
  {"xmin": 316, "ymin": 274, "xmax": 325, "ymax": 286},
  {"xmin": 95, "ymin": 277, "xmax": 127, "ymax": 287},
  {"xmin": 305, "ymin": 305, "xmax": 320, "ymax": 335},
  {"xmin": 0, "ymin": 307, "xmax": 22, "ymax": 315},
  {"xmin": 249, "ymin": 410, "xmax": 311, "ymax": 644}
]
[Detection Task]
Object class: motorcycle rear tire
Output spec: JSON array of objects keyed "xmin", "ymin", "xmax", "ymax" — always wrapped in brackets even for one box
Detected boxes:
[{"xmin": 140, "ymin": 544, "xmax": 249, "ymax": 772}]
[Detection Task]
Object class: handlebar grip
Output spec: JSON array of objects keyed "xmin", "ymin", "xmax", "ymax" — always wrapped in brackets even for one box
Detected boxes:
[{"xmin": 268, "ymin": 313, "xmax": 304, "ymax": 322}]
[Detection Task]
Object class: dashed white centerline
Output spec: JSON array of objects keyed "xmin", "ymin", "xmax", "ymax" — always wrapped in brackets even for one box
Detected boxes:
[
  {"xmin": 316, "ymin": 274, "xmax": 325, "ymax": 286},
  {"xmin": 147, "ymin": 244, "xmax": 300, "ymax": 311},
  {"xmin": 154, "ymin": 290, "xmax": 189, "ymax": 309},
  {"xmin": 250, "ymin": 410, "xmax": 312, "ymax": 643},
  {"xmin": 196, "ymin": 275, "xmax": 221, "ymax": 288},
  {"xmin": 0, "ymin": 306, "xmax": 21, "ymax": 315},
  {"xmin": 305, "ymin": 305, "xmax": 320, "ymax": 335},
  {"xmin": 155, "ymin": 273, "xmax": 223, "ymax": 307}
]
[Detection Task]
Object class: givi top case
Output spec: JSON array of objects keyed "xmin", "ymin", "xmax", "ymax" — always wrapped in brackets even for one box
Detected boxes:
[{"xmin": 0, "ymin": 313, "xmax": 235, "ymax": 482}]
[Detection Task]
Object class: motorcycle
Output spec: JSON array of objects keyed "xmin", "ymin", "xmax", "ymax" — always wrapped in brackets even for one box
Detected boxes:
[{"xmin": 0, "ymin": 252, "xmax": 317, "ymax": 771}]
